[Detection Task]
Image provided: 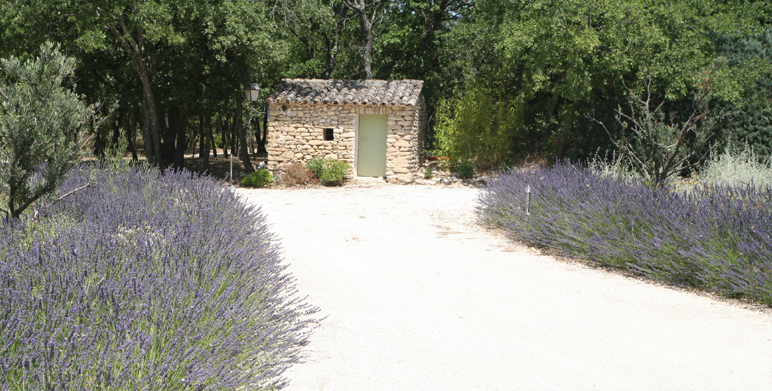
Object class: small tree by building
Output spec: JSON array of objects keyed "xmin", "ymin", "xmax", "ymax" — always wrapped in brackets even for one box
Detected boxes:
[
  {"xmin": 0, "ymin": 42, "xmax": 99, "ymax": 219},
  {"xmin": 588, "ymin": 75, "xmax": 717, "ymax": 187}
]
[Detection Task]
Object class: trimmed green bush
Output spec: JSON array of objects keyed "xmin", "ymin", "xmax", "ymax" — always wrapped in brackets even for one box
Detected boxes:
[
  {"xmin": 240, "ymin": 169, "xmax": 274, "ymax": 188},
  {"xmin": 306, "ymin": 157, "xmax": 325, "ymax": 177},
  {"xmin": 306, "ymin": 157, "xmax": 350, "ymax": 185},
  {"xmin": 319, "ymin": 160, "xmax": 349, "ymax": 185},
  {"xmin": 457, "ymin": 160, "xmax": 475, "ymax": 179}
]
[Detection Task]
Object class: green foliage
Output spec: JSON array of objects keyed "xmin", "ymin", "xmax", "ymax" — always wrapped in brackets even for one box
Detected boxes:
[
  {"xmin": 2, "ymin": 0, "xmax": 770, "ymax": 176},
  {"xmin": 0, "ymin": 42, "xmax": 100, "ymax": 219},
  {"xmin": 423, "ymin": 166, "xmax": 433, "ymax": 179},
  {"xmin": 436, "ymin": 0, "xmax": 769, "ymax": 161},
  {"xmin": 306, "ymin": 156, "xmax": 325, "ymax": 177},
  {"xmin": 433, "ymin": 85, "xmax": 524, "ymax": 169},
  {"xmin": 710, "ymin": 29, "xmax": 772, "ymax": 160},
  {"xmin": 319, "ymin": 160, "xmax": 349, "ymax": 185},
  {"xmin": 456, "ymin": 161, "xmax": 475, "ymax": 179},
  {"xmin": 305, "ymin": 157, "xmax": 349, "ymax": 185},
  {"xmin": 240, "ymin": 169, "xmax": 274, "ymax": 187}
]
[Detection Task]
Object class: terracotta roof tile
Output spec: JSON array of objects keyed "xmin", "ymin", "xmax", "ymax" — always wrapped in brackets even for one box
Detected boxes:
[{"xmin": 268, "ymin": 79, "xmax": 424, "ymax": 107}]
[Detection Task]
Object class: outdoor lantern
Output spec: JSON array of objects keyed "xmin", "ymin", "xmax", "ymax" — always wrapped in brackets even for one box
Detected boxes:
[{"xmin": 244, "ymin": 83, "xmax": 261, "ymax": 102}]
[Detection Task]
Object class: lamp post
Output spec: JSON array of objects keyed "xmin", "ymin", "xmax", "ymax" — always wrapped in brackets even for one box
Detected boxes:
[
  {"xmin": 244, "ymin": 83, "xmax": 261, "ymax": 103},
  {"xmin": 244, "ymin": 83, "xmax": 267, "ymax": 116},
  {"xmin": 244, "ymin": 82, "xmax": 269, "ymax": 163}
]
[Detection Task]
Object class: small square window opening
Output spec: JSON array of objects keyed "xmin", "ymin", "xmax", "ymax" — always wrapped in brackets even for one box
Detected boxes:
[{"xmin": 324, "ymin": 128, "xmax": 334, "ymax": 141}]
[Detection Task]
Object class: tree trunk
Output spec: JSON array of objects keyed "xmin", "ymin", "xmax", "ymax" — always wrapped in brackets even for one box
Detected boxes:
[
  {"xmin": 130, "ymin": 47, "xmax": 163, "ymax": 166},
  {"xmin": 93, "ymin": 133, "xmax": 105, "ymax": 160},
  {"xmin": 111, "ymin": 108, "xmax": 123, "ymax": 148},
  {"xmin": 556, "ymin": 99, "xmax": 580, "ymax": 158},
  {"xmin": 126, "ymin": 111, "xmax": 138, "ymax": 161},
  {"xmin": 257, "ymin": 103, "xmax": 268, "ymax": 153},
  {"xmin": 416, "ymin": 0, "xmax": 447, "ymax": 57},
  {"xmin": 102, "ymin": 14, "xmax": 163, "ymax": 166},
  {"xmin": 161, "ymin": 107, "xmax": 178, "ymax": 166},
  {"xmin": 536, "ymin": 95, "xmax": 561, "ymax": 153},
  {"xmin": 210, "ymin": 121, "xmax": 218, "ymax": 158},
  {"xmin": 198, "ymin": 114, "xmax": 205, "ymax": 159},
  {"xmin": 220, "ymin": 115, "xmax": 229, "ymax": 156},
  {"xmin": 235, "ymin": 99, "xmax": 254, "ymax": 172},
  {"xmin": 361, "ymin": 13, "xmax": 374, "ymax": 79},
  {"xmin": 140, "ymin": 94, "xmax": 153, "ymax": 162},
  {"xmin": 202, "ymin": 114, "xmax": 211, "ymax": 172},
  {"xmin": 344, "ymin": 0, "xmax": 379, "ymax": 79},
  {"xmin": 230, "ymin": 114, "xmax": 237, "ymax": 158},
  {"xmin": 175, "ymin": 110, "xmax": 187, "ymax": 169},
  {"xmin": 247, "ymin": 117, "xmax": 255, "ymax": 156},
  {"xmin": 322, "ymin": 3, "xmax": 351, "ymax": 79}
]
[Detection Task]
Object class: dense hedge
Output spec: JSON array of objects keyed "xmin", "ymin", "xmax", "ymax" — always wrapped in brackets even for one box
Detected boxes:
[
  {"xmin": 478, "ymin": 162, "xmax": 772, "ymax": 305},
  {"xmin": 0, "ymin": 166, "xmax": 318, "ymax": 389}
]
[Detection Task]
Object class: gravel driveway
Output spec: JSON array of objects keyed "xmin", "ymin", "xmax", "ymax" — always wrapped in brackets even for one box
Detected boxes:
[{"xmin": 238, "ymin": 182, "xmax": 772, "ymax": 391}]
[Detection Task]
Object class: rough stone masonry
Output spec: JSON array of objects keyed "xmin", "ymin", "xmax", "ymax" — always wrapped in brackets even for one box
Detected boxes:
[{"xmin": 265, "ymin": 79, "xmax": 427, "ymax": 183}]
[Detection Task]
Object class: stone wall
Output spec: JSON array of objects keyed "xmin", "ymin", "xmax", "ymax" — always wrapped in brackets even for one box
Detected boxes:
[{"xmin": 266, "ymin": 101, "xmax": 425, "ymax": 182}]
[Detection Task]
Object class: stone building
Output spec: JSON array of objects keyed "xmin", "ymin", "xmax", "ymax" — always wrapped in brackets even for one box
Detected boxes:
[{"xmin": 265, "ymin": 79, "xmax": 426, "ymax": 182}]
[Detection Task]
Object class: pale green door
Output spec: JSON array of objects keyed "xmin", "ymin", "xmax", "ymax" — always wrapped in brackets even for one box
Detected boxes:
[{"xmin": 357, "ymin": 114, "xmax": 387, "ymax": 177}]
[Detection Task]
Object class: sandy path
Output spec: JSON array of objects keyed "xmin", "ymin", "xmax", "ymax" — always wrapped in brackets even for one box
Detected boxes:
[{"xmin": 238, "ymin": 183, "xmax": 772, "ymax": 391}]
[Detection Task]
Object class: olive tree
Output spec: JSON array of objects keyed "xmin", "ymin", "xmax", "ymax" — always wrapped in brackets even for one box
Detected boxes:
[{"xmin": 0, "ymin": 42, "xmax": 98, "ymax": 219}]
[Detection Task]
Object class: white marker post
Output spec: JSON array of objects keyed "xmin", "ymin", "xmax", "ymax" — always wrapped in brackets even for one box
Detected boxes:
[{"xmin": 525, "ymin": 185, "xmax": 531, "ymax": 216}]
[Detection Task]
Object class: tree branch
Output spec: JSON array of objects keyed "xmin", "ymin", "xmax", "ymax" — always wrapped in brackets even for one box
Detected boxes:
[{"xmin": 55, "ymin": 181, "xmax": 92, "ymax": 202}]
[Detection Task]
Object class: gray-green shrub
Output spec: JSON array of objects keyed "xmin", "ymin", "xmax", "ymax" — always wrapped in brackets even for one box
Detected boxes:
[
  {"xmin": 698, "ymin": 143, "xmax": 772, "ymax": 188},
  {"xmin": 0, "ymin": 42, "xmax": 101, "ymax": 219}
]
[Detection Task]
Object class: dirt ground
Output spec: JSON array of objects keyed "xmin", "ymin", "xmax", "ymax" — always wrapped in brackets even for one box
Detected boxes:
[
  {"xmin": 237, "ymin": 180, "xmax": 772, "ymax": 391},
  {"xmin": 182, "ymin": 149, "xmax": 268, "ymax": 183}
]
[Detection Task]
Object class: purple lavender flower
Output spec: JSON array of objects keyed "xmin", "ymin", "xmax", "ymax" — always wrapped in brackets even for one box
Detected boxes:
[
  {"xmin": 478, "ymin": 161, "xmax": 772, "ymax": 304},
  {"xmin": 1, "ymin": 165, "xmax": 319, "ymax": 389}
]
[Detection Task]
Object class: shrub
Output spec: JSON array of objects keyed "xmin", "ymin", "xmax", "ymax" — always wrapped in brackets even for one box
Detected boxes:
[
  {"xmin": 280, "ymin": 162, "xmax": 317, "ymax": 187},
  {"xmin": 698, "ymin": 142, "xmax": 772, "ymax": 188},
  {"xmin": 319, "ymin": 160, "xmax": 349, "ymax": 185},
  {"xmin": 588, "ymin": 76, "xmax": 716, "ymax": 187},
  {"xmin": 306, "ymin": 157, "xmax": 349, "ymax": 185},
  {"xmin": 433, "ymin": 84, "xmax": 525, "ymax": 170},
  {"xmin": 0, "ymin": 166, "xmax": 318, "ymax": 389},
  {"xmin": 588, "ymin": 150, "xmax": 642, "ymax": 184},
  {"xmin": 424, "ymin": 167, "xmax": 434, "ymax": 179},
  {"xmin": 456, "ymin": 160, "xmax": 475, "ymax": 179},
  {"xmin": 305, "ymin": 157, "xmax": 325, "ymax": 177},
  {"xmin": 241, "ymin": 169, "xmax": 274, "ymax": 187},
  {"xmin": 478, "ymin": 161, "xmax": 772, "ymax": 304}
]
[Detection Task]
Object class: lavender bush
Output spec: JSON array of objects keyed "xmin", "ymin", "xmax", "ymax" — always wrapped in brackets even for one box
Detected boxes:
[
  {"xmin": 478, "ymin": 161, "xmax": 772, "ymax": 305},
  {"xmin": 0, "ymin": 165, "xmax": 318, "ymax": 389}
]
